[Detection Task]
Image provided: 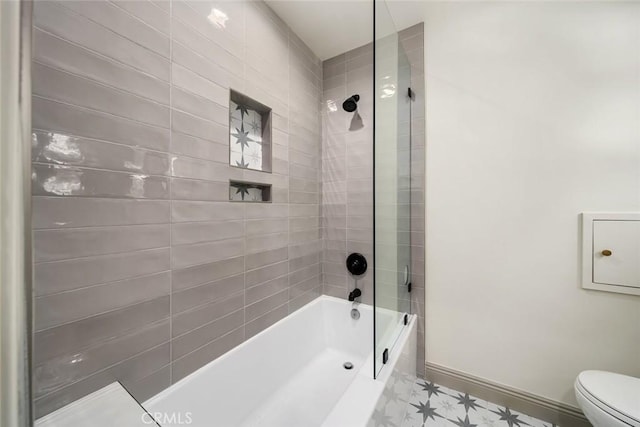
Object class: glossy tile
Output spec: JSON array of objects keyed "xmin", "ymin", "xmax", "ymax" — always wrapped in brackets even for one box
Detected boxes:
[
  {"xmin": 172, "ymin": 86, "xmax": 228, "ymax": 125},
  {"xmin": 172, "ymin": 62, "xmax": 228, "ymax": 107},
  {"xmin": 245, "ymin": 232, "xmax": 288, "ymax": 254},
  {"xmin": 172, "ymin": 305, "xmax": 244, "ymax": 357},
  {"xmin": 171, "ymin": 327, "xmax": 244, "ymax": 382},
  {"xmin": 57, "ymin": 0, "xmax": 170, "ymax": 57},
  {"xmin": 32, "ymin": 131, "xmax": 170, "ymax": 176},
  {"xmin": 289, "ymin": 252, "xmax": 319, "ymax": 272},
  {"xmin": 34, "ymin": 341, "xmax": 170, "ymax": 418},
  {"xmin": 32, "ymin": 164, "xmax": 169, "ymax": 199},
  {"xmin": 149, "ymin": 0, "xmax": 170, "ymax": 13},
  {"xmin": 33, "ymin": 63, "xmax": 169, "ymax": 128},
  {"xmin": 34, "ymin": 296, "xmax": 170, "ymax": 365},
  {"xmin": 244, "ymin": 218, "xmax": 288, "ymax": 236},
  {"xmin": 171, "ymin": 131, "xmax": 227, "ymax": 162},
  {"xmin": 112, "ymin": 1, "xmax": 170, "ymax": 35},
  {"xmin": 171, "ymin": 40, "xmax": 244, "ymax": 92},
  {"xmin": 245, "ymin": 203, "xmax": 288, "ymax": 219},
  {"xmin": 32, "ymin": 0, "xmax": 326, "ymax": 416},
  {"xmin": 245, "ymin": 2, "xmax": 288, "ymax": 66},
  {"xmin": 245, "ymin": 260, "xmax": 288, "ymax": 288},
  {"xmin": 34, "ymin": 319, "xmax": 170, "ymax": 398},
  {"xmin": 171, "ymin": 256, "xmax": 244, "ymax": 291},
  {"xmin": 172, "ymin": 220, "xmax": 244, "ymax": 246},
  {"xmin": 34, "ymin": 271, "xmax": 170, "ymax": 330},
  {"xmin": 125, "ymin": 365, "xmax": 171, "ymax": 404},
  {"xmin": 173, "ymin": 294, "xmax": 241, "ymax": 344},
  {"xmin": 245, "ymin": 289, "xmax": 288, "ymax": 322},
  {"xmin": 172, "ymin": 155, "xmax": 240, "ymax": 182},
  {"xmin": 245, "ymin": 274, "xmax": 288, "ymax": 305},
  {"xmin": 34, "ymin": 248, "xmax": 170, "ymax": 296},
  {"xmin": 245, "ymin": 303, "xmax": 287, "ymax": 339},
  {"xmin": 170, "ymin": 177, "xmax": 228, "ymax": 201},
  {"xmin": 172, "ymin": 273, "xmax": 244, "ymax": 314},
  {"xmin": 33, "ymin": 1, "xmax": 170, "ymax": 81},
  {"xmin": 34, "ymin": 224, "xmax": 169, "ymax": 262},
  {"xmin": 181, "ymin": 0, "xmax": 245, "ymax": 41},
  {"xmin": 172, "ymin": 289, "xmax": 244, "ymax": 342},
  {"xmin": 172, "ymin": 0, "xmax": 243, "ymax": 59},
  {"xmin": 33, "ymin": 97, "xmax": 170, "ymax": 152},
  {"xmin": 32, "ymin": 197, "xmax": 169, "ymax": 229},
  {"xmin": 290, "ymin": 273, "xmax": 320, "ymax": 298},
  {"xmin": 171, "ymin": 238, "xmax": 244, "ymax": 269},
  {"xmin": 172, "ymin": 110, "xmax": 227, "ymax": 144},
  {"xmin": 33, "ymin": 29, "xmax": 170, "ymax": 105},
  {"xmin": 171, "ymin": 201, "xmax": 244, "ymax": 223},
  {"xmin": 289, "ymin": 240, "xmax": 321, "ymax": 258},
  {"xmin": 288, "ymin": 287, "xmax": 321, "ymax": 313},
  {"xmin": 290, "ymin": 263, "xmax": 320, "ymax": 287},
  {"xmin": 245, "ymin": 247, "xmax": 288, "ymax": 270},
  {"xmin": 171, "ymin": 17, "xmax": 243, "ymax": 77},
  {"xmin": 291, "ymin": 204, "xmax": 321, "ymax": 218}
]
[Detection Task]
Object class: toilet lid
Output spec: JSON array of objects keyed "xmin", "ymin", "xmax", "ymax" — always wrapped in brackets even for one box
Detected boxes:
[{"xmin": 578, "ymin": 371, "xmax": 640, "ymax": 424}]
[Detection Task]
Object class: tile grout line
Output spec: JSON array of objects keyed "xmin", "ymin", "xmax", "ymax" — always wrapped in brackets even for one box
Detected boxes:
[
  {"xmin": 287, "ymin": 23, "xmax": 292, "ymax": 313},
  {"xmin": 31, "ymin": 24, "xmax": 171, "ymax": 84},
  {"xmin": 54, "ymin": 0, "xmax": 170, "ymax": 61},
  {"xmin": 168, "ymin": 0, "xmax": 174, "ymax": 386},
  {"xmin": 242, "ymin": 0, "xmax": 247, "ymax": 342}
]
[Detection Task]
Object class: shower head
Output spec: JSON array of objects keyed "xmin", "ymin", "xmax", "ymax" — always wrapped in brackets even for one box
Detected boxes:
[{"xmin": 342, "ymin": 94, "xmax": 360, "ymax": 112}]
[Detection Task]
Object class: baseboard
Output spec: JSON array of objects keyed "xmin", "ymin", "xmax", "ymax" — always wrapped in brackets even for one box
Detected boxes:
[{"xmin": 424, "ymin": 362, "xmax": 592, "ymax": 427}]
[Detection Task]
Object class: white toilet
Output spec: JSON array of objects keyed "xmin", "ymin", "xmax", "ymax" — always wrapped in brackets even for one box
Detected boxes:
[{"xmin": 575, "ymin": 371, "xmax": 640, "ymax": 427}]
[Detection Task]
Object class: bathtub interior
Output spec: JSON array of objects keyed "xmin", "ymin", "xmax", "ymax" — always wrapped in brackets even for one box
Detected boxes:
[
  {"xmin": 143, "ymin": 296, "xmax": 384, "ymax": 427},
  {"xmin": 32, "ymin": 296, "xmax": 414, "ymax": 427}
]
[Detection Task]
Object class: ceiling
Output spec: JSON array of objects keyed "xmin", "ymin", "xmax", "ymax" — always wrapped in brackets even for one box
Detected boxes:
[{"xmin": 265, "ymin": 0, "xmax": 426, "ymax": 61}]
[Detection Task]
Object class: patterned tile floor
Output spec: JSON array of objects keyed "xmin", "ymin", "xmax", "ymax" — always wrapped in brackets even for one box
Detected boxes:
[{"xmin": 401, "ymin": 380, "xmax": 556, "ymax": 427}]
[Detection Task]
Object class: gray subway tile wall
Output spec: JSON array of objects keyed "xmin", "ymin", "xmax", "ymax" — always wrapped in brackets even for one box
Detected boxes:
[
  {"xmin": 320, "ymin": 23, "xmax": 426, "ymax": 376},
  {"xmin": 32, "ymin": 0, "xmax": 425, "ymax": 417},
  {"xmin": 32, "ymin": 0, "xmax": 322, "ymax": 417}
]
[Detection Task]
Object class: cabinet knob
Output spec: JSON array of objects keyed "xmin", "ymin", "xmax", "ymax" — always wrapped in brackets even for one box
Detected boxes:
[{"xmin": 601, "ymin": 249, "xmax": 612, "ymax": 257}]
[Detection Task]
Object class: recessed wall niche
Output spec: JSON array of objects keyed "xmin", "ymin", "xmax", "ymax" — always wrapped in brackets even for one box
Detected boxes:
[
  {"xmin": 229, "ymin": 181, "xmax": 272, "ymax": 202},
  {"xmin": 229, "ymin": 90, "xmax": 272, "ymax": 172}
]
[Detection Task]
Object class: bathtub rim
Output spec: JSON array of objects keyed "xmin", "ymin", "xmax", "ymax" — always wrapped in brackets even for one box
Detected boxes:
[{"xmin": 322, "ymin": 310, "xmax": 417, "ymax": 426}]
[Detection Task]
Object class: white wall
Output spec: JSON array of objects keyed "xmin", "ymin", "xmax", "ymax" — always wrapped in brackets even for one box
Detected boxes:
[{"xmin": 422, "ymin": 1, "xmax": 640, "ymax": 407}]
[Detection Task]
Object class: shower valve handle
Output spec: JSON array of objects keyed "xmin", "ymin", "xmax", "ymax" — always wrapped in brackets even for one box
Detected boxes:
[{"xmin": 346, "ymin": 253, "xmax": 367, "ymax": 276}]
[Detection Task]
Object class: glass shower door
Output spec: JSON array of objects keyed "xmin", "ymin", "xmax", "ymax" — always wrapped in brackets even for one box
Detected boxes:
[{"xmin": 373, "ymin": 0, "xmax": 412, "ymax": 377}]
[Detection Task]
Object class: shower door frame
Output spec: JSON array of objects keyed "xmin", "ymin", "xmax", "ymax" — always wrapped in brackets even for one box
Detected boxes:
[{"xmin": 0, "ymin": 0, "xmax": 34, "ymax": 426}]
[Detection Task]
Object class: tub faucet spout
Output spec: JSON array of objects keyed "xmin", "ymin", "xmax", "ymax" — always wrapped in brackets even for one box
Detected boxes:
[{"xmin": 348, "ymin": 288, "xmax": 361, "ymax": 302}]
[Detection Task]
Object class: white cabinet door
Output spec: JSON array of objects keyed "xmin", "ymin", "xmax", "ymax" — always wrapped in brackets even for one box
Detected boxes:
[{"xmin": 593, "ymin": 220, "xmax": 640, "ymax": 289}]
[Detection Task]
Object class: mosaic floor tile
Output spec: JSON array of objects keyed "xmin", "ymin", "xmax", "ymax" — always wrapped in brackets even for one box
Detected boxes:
[{"xmin": 401, "ymin": 380, "xmax": 557, "ymax": 427}]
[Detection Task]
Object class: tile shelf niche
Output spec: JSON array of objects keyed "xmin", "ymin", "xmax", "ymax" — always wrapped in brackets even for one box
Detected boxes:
[
  {"xmin": 229, "ymin": 180, "xmax": 272, "ymax": 203},
  {"xmin": 228, "ymin": 91, "xmax": 272, "ymax": 203},
  {"xmin": 229, "ymin": 89, "xmax": 272, "ymax": 173}
]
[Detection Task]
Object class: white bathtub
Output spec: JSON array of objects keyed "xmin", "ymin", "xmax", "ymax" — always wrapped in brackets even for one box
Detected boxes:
[{"xmin": 144, "ymin": 295, "xmax": 417, "ymax": 427}]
